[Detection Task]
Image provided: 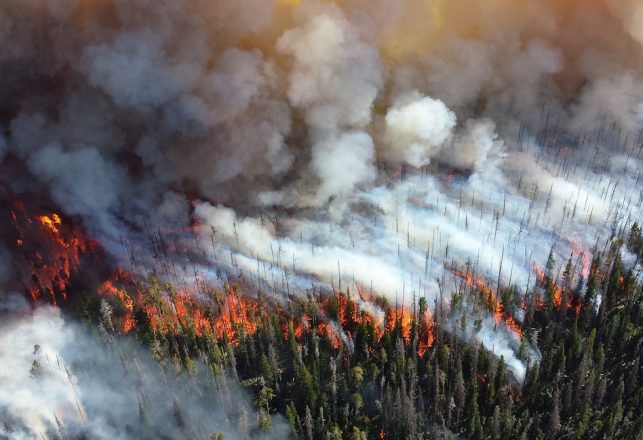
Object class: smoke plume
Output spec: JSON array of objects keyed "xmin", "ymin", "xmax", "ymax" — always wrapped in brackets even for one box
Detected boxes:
[{"xmin": 1, "ymin": 0, "xmax": 642, "ymax": 384}]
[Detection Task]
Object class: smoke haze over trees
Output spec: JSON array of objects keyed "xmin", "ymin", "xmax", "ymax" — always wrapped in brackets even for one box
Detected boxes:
[{"xmin": 0, "ymin": 0, "xmax": 642, "ymax": 438}]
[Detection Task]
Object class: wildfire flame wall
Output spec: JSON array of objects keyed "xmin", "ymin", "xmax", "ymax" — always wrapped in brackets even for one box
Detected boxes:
[{"xmin": 0, "ymin": 0, "xmax": 643, "ymax": 436}]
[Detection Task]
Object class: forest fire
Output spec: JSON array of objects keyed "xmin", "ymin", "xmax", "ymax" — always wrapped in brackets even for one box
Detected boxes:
[
  {"xmin": 532, "ymin": 262, "xmax": 582, "ymax": 316},
  {"xmin": 331, "ymin": 291, "xmax": 434, "ymax": 355},
  {"xmin": 417, "ymin": 307, "xmax": 435, "ymax": 357},
  {"xmin": 451, "ymin": 268, "xmax": 523, "ymax": 339},
  {"xmin": 96, "ymin": 263, "xmax": 438, "ymax": 359},
  {"xmin": 3, "ymin": 0, "xmax": 643, "ymax": 437},
  {"xmin": 10, "ymin": 202, "xmax": 96, "ymax": 304},
  {"xmin": 569, "ymin": 240, "xmax": 592, "ymax": 278},
  {"xmin": 212, "ymin": 286, "xmax": 258, "ymax": 342},
  {"xmin": 98, "ymin": 279, "xmax": 136, "ymax": 333},
  {"xmin": 13, "ymin": 200, "xmax": 438, "ymax": 356},
  {"xmin": 7, "ymin": 197, "xmax": 527, "ymax": 360},
  {"xmin": 38, "ymin": 214, "xmax": 62, "ymax": 235},
  {"xmin": 98, "ymin": 273, "xmax": 261, "ymax": 341},
  {"xmin": 316, "ymin": 322, "xmax": 342, "ymax": 349}
]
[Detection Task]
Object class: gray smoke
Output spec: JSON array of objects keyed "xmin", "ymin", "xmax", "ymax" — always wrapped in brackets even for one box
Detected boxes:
[{"xmin": 0, "ymin": 0, "xmax": 642, "ymax": 382}]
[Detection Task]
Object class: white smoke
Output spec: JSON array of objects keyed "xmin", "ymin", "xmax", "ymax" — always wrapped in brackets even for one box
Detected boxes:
[
  {"xmin": 0, "ymin": 300, "xmax": 291, "ymax": 439},
  {"xmin": 277, "ymin": 3, "xmax": 383, "ymax": 136},
  {"xmin": 312, "ymin": 131, "xmax": 377, "ymax": 203},
  {"xmin": 439, "ymin": 119, "xmax": 503, "ymax": 172},
  {"xmin": 383, "ymin": 92, "xmax": 457, "ymax": 167}
]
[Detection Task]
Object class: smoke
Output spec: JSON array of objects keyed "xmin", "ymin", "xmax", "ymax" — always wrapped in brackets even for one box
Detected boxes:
[
  {"xmin": 0, "ymin": 298, "xmax": 291, "ymax": 439},
  {"xmin": 571, "ymin": 73, "xmax": 643, "ymax": 132},
  {"xmin": 440, "ymin": 119, "xmax": 504, "ymax": 172},
  {"xmin": 0, "ymin": 0, "xmax": 642, "ymax": 382},
  {"xmin": 0, "ymin": 134, "xmax": 7, "ymax": 162},
  {"xmin": 28, "ymin": 144, "xmax": 128, "ymax": 218},
  {"xmin": 312, "ymin": 131, "xmax": 377, "ymax": 203},
  {"xmin": 607, "ymin": 0, "xmax": 643, "ymax": 46},
  {"xmin": 383, "ymin": 92, "xmax": 456, "ymax": 167},
  {"xmin": 277, "ymin": 2, "xmax": 382, "ymax": 136}
]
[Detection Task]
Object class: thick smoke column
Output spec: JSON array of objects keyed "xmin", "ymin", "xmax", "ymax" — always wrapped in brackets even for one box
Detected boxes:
[{"xmin": 1, "ymin": 0, "xmax": 643, "ymax": 384}]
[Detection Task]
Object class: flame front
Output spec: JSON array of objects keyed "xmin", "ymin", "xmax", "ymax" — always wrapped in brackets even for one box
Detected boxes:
[
  {"xmin": 452, "ymin": 268, "xmax": 523, "ymax": 339},
  {"xmin": 533, "ymin": 262, "xmax": 583, "ymax": 316},
  {"xmin": 11, "ymin": 202, "xmax": 95, "ymax": 304}
]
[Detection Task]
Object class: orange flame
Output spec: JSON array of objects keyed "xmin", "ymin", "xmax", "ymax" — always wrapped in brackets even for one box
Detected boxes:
[
  {"xmin": 362, "ymin": 311, "xmax": 385, "ymax": 342},
  {"xmin": 11, "ymin": 204, "xmax": 95, "ymax": 304},
  {"xmin": 99, "ymin": 280, "xmax": 134, "ymax": 312},
  {"xmin": 38, "ymin": 214, "xmax": 62, "ymax": 234},
  {"xmin": 452, "ymin": 268, "xmax": 523, "ymax": 339},
  {"xmin": 98, "ymin": 278, "xmax": 139, "ymax": 333},
  {"xmin": 417, "ymin": 307, "xmax": 435, "ymax": 357},
  {"xmin": 356, "ymin": 283, "xmax": 433, "ymax": 354},
  {"xmin": 317, "ymin": 322, "xmax": 341, "ymax": 349},
  {"xmin": 386, "ymin": 307, "xmax": 413, "ymax": 342},
  {"xmin": 100, "ymin": 273, "xmax": 260, "ymax": 340},
  {"xmin": 213, "ymin": 286, "xmax": 258, "ymax": 342},
  {"xmin": 122, "ymin": 314, "xmax": 136, "ymax": 333},
  {"xmin": 533, "ymin": 262, "xmax": 582, "ymax": 315}
]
